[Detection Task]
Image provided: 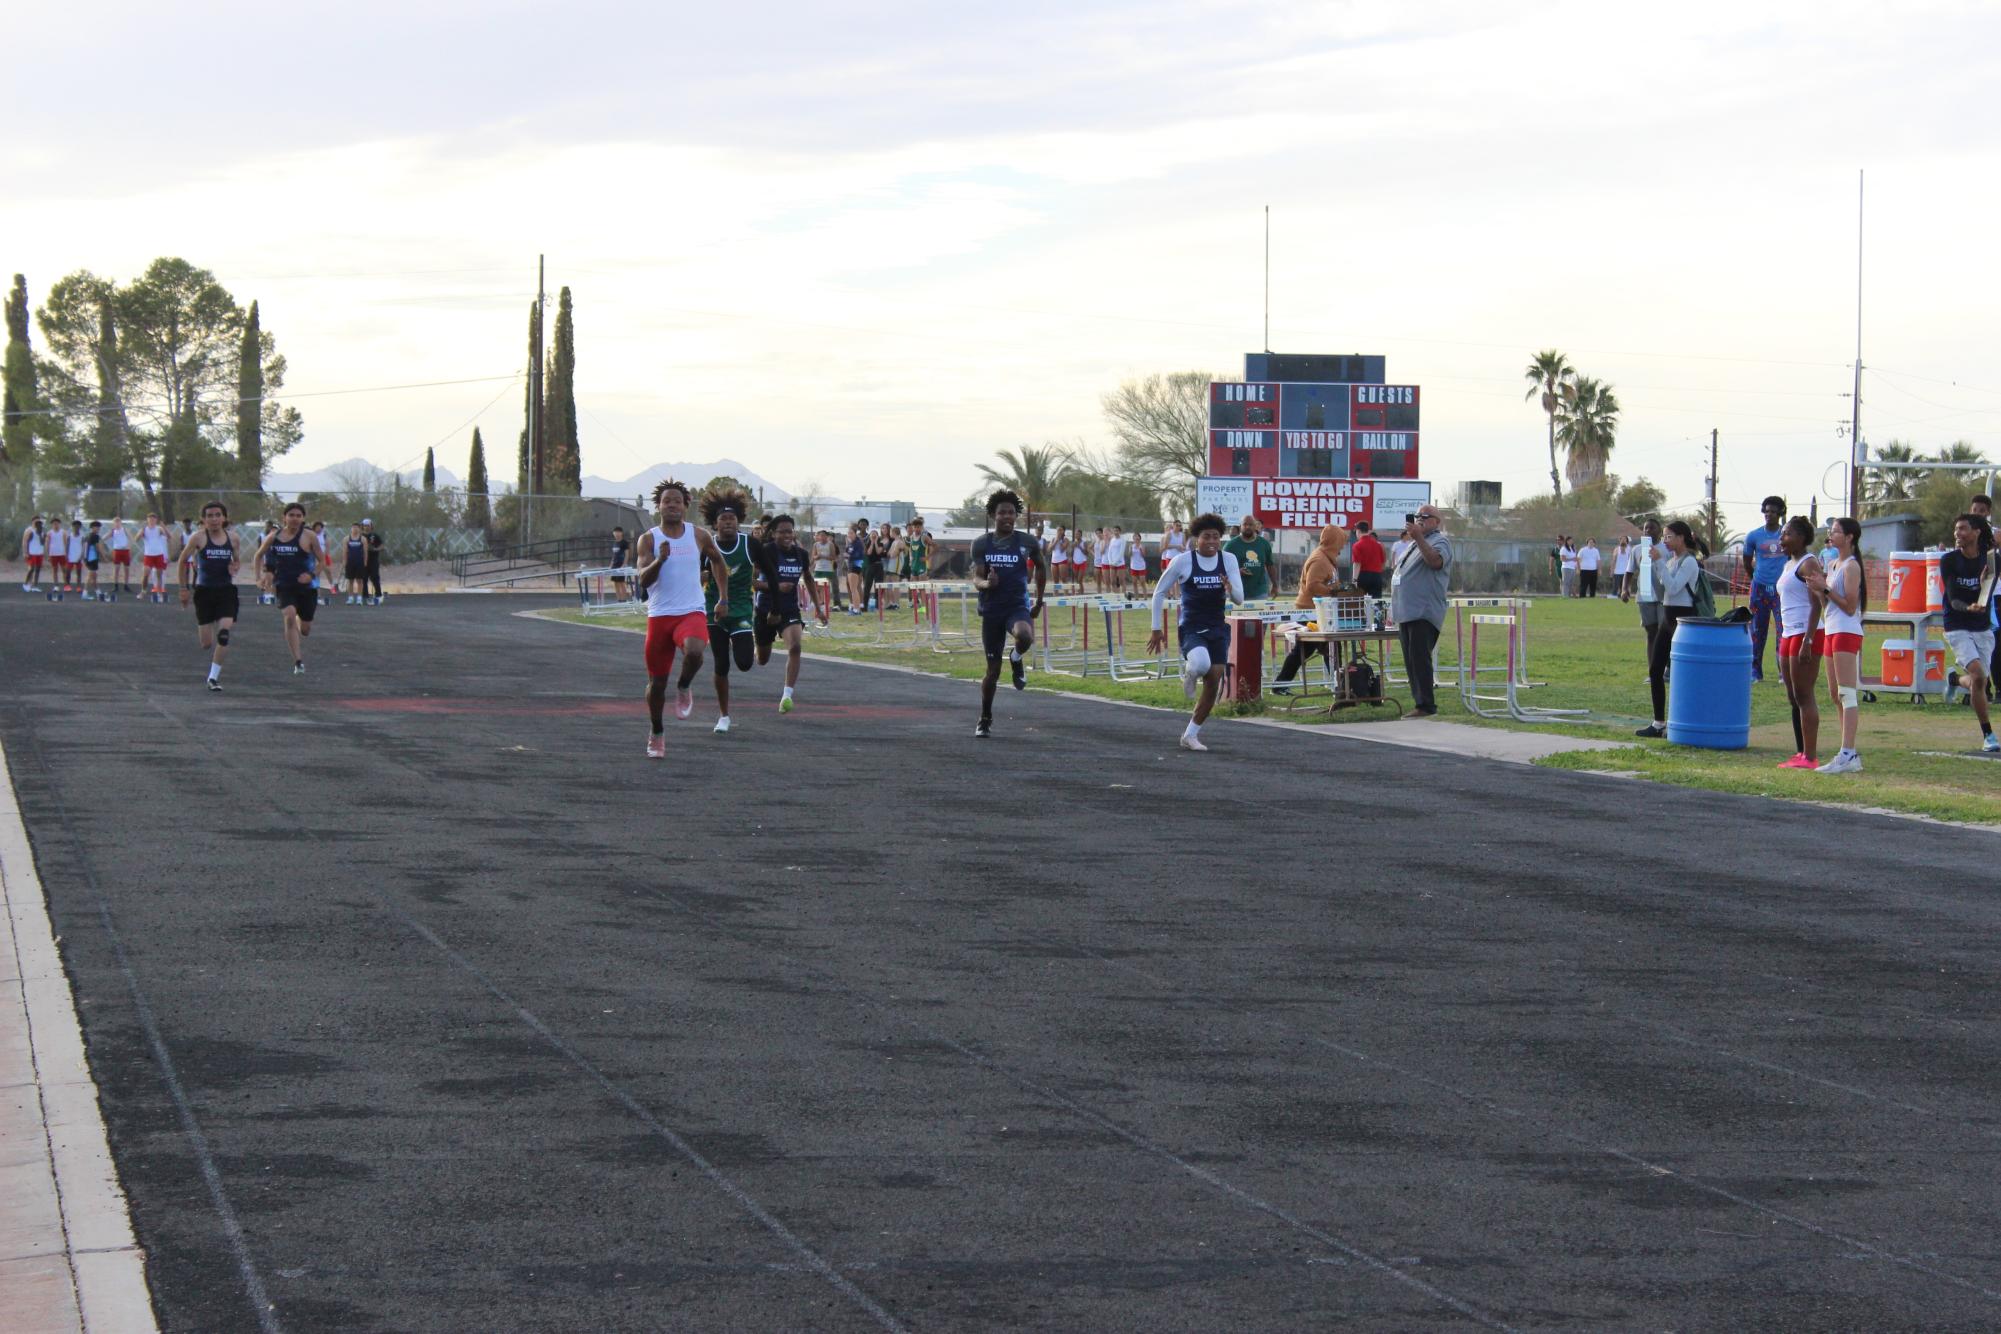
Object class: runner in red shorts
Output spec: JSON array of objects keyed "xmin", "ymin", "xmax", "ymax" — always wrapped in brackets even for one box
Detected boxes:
[
  {"xmin": 635, "ymin": 479, "xmax": 732, "ymax": 758},
  {"xmin": 1773, "ymin": 516, "xmax": 1825, "ymax": 770},
  {"xmin": 20, "ymin": 516, "xmax": 46, "ymax": 592},
  {"xmin": 106, "ymin": 518, "xmax": 132, "ymax": 595},
  {"xmin": 138, "ymin": 513, "xmax": 172, "ymax": 600}
]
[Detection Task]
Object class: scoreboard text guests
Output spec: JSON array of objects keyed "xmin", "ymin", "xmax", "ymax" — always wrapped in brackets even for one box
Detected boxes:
[{"xmin": 1207, "ymin": 352, "xmax": 1420, "ymax": 482}]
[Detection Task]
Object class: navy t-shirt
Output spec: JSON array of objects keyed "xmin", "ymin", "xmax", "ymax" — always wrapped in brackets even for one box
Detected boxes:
[
  {"xmin": 1941, "ymin": 550, "xmax": 1990, "ymax": 632},
  {"xmin": 972, "ymin": 531, "xmax": 1039, "ymax": 617}
]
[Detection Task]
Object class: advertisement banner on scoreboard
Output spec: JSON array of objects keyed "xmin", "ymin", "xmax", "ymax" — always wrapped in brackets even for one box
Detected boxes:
[{"xmin": 1195, "ymin": 477, "xmax": 1432, "ymax": 534}]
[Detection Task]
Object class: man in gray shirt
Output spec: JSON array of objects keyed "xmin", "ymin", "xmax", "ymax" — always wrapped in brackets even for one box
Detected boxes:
[
  {"xmin": 1390, "ymin": 504, "xmax": 1451, "ymax": 716},
  {"xmin": 1634, "ymin": 518, "xmax": 1665, "ymax": 669}
]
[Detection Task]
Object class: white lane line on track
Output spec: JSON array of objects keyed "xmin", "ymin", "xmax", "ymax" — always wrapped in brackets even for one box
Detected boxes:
[
  {"xmin": 1055, "ymin": 936, "xmax": 2001, "ymax": 1306},
  {"xmin": 119, "ymin": 682, "xmax": 910, "ymax": 1334},
  {"xmin": 5, "ymin": 730, "xmax": 254, "ymax": 1332}
]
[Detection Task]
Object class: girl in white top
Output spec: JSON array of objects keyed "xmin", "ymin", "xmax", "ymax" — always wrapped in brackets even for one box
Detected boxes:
[
  {"xmin": 1559, "ymin": 541, "xmax": 1580, "ymax": 596},
  {"xmin": 1803, "ymin": 516, "xmax": 1866, "ymax": 773},
  {"xmin": 1048, "ymin": 527, "xmax": 1069, "ymax": 590},
  {"xmin": 1161, "ymin": 523, "xmax": 1187, "ymax": 564},
  {"xmin": 1611, "ymin": 537, "xmax": 1633, "ymax": 601},
  {"xmin": 1773, "ymin": 516, "xmax": 1824, "ymax": 770},
  {"xmin": 1127, "ymin": 534, "xmax": 1149, "ymax": 595}
]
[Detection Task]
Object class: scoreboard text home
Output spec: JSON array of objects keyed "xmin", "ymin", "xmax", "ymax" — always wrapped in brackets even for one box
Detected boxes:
[{"xmin": 1207, "ymin": 352, "xmax": 1419, "ymax": 481}]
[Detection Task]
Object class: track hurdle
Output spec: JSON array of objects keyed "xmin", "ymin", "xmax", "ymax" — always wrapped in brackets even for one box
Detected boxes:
[
  {"xmin": 1437, "ymin": 597, "xmax": 1541, "ymax": 689},
  {"xmin": 1458, "ymin": 613, "xmax": 1587, "ymax": 723},
  {"xmin": 575, "ymin": 565, "xmax": 641, "ymax": 615}
]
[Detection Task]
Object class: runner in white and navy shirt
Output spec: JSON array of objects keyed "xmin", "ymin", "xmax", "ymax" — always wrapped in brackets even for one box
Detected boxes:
[{"xmin": 1147, "ymin": 513, "xmax": 1243, "ymax": 752}]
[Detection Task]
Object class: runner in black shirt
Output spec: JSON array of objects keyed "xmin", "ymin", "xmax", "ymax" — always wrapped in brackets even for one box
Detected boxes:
[
  {"xmin": 753, "ymin": 515, "xmax": 825, "ymax": 713},
  {"xmin": 969, "ymin": 489, "xmax": 1046, "ymax": 738},
  {"xmin": 1941, "ymin": 513, "xmax": 1998, "ymax": 752},
  {"xmin": 177, "ymin": 502, "xmax": 241, "ymax": 691},
  {"xmin": 609, "ymin": 526, "xmax": 633, "ymax": 602}
]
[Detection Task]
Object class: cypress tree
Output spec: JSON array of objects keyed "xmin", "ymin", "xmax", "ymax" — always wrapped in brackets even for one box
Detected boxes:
[
  {"xmin": 236, "ymin": 300, "xmax": 264, "ymax": 489},
  {"xmin": 2, "ymin": 275, "xmax": 36, "ymax": 482},
  {"xmin": 540, "ymin": 287, "xmax": 580, "ymax": 494},
  {"xmin": 422, "ymin": 445, "xmax": 436, "ymax": 493},
  {"xmin": 466, "ymin": 427, "xmax": 490, "ymax": 535}
]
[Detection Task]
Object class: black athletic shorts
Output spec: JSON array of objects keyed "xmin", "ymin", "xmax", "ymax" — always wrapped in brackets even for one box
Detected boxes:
[
  {"xmin": 755, "ymin": 602, "xmax": 803, "ymax": 649},
  {"xmin": 708, "ymin": 623, "xmax": 755, "ymax": 674},
  {"xmin": 276, "ymin": 584, "xmax": 318, "ymax": 622},
  {"xmin": 982, "ymin": 606, "xmax": 1031, "ymax": 660},
  {"xmin": 192, "ymin": 585, "xmax": 239, "ymax": 626},
  {"xmin": 345, "ymin": 561, "xmax": 365, "ymax": 580}
]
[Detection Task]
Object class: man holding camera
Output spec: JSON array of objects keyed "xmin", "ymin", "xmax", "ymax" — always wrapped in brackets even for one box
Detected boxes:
[{"xmin": 1391, "ymin": 505, "xmax": 1451, "ymax": 717}]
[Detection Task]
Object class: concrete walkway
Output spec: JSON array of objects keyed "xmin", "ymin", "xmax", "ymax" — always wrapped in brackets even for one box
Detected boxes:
[{"xmin": 1, "ymin": 743, "xmax": 155, "ymax": 1334}]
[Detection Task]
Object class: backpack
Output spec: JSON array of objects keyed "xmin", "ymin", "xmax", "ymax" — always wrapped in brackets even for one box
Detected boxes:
[
  {"xmin": 1343, "ymin": 656, "xmax": 1381, "ymax": 701},
  {"xmin": 1687, "ymin": 562, "xmax": 1716, "ymax": 618}
]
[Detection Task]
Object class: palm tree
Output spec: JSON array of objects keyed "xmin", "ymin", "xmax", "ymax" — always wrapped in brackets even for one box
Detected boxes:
[
  {"xmin": 975, "ymin": 443, "xmax": 1071, "ymax": 516},
  {"xmin": 1557, "ymin": 376, "xmax": 1620, "ymax": 491},
  {"xmin": 1863, "ymin": 440, "xmax": 1919, "ymax": 504},
  {"xmin": 1523, "ymin": 349, "xmax": 1574, "ymax": 500}
]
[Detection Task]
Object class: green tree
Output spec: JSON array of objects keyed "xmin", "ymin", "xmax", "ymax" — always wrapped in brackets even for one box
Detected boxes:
[
  {"xmin": 1910, "ymin": 442, "xmax": 1992, "ymax": 541},
  {"xmin": 1523, "ymin": 349, "xmax": 1574, "ymax": 500},
  {"xmin": 3, "ymin": 275, "xmax": 39, "ymax": 483},
  {"xmin": 974, "ymin": 443, "xmax": 1071, "ymax": 514},
  {"xmin": 236, "ymin": 301, "xmax": 263, "ymax": 489},
  {"xmin": 35, "ymin": 276, "xmax": 133, "ymax": 492},
  {"xmin": 1863, "ymin": 439, "xmax": 1919, "ymax": 505},
  {"xmin": 466, "ymin": 427, "xmax": 491, "ymax": 535},
  {"xmin": 1612, "ymin": 476, "xmax": 1667, "ymax": 524},
  {"xmin": 422, "ymin": 446, "xmax": 436, "ymax": 493},
  {"xmin": 540, "ymin": 287, "xmax": 580, "ymax": 495},
  {"xmin": 1557, "ymin": 375, "xmax": 1620, "ymax": 491},
  {"xmin": 35, "ymin": 260, "xmax": 298, "ymax": 499},
  {"xmin": 1102, "ymin": 371, "xmax": 1220, "ymax": 516}
]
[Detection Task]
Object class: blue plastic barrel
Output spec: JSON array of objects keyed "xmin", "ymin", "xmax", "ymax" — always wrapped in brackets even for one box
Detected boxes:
[{"xmin": 1666, "ymin": 616, "xmax": 1752, "ymax": 749}]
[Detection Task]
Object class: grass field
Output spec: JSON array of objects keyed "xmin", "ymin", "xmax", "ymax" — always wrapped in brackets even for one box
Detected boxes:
[{"xmin": 538, "ymin": 596, "xmax": 2001, "ymax": 825}]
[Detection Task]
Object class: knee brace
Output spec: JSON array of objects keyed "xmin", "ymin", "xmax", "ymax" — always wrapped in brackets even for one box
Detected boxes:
[
  {"xmin": 1186, "ymin": 646, "xmax": 1212, "ymax": 677},
  {"xmin": 1838, "ymin": 685, "xmax": 1858, "ymax": 709},
  {"xmin": 215, "ymin": 628, "xmax": 230, "ymax": 646}
]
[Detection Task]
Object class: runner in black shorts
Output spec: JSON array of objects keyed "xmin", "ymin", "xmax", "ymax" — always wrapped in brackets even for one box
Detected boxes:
[
  {"xmin": 700, "ymin": 487, "xmax": 765, "ymax": 734},
  {"xmin": 753, "ymin": 515, "xmax": 825, "ymax": 713},
  {"xmin": 257, "ymin": 502, "xmax": 318, "ymax": 675},
  {"xmin": 969, "ymin": 489, "xmax": 1046, "ymax": 737},
  {"xmin": 178, "ymin": 502, "xmax": 241, "ymax": 692}
]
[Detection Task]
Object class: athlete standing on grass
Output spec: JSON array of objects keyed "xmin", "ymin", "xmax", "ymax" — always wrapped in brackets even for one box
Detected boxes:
[
  {"xmin": 1804, "ymin": 516, "xmax": 1867, "ymax": 774},
  {"xmin": 701, "ymin": 487, "xmax": 764, "ymax": 735},
  {"xmin": 257, "ymin": 503, "xmax": 319, "ymax": 674},
  {"xmin": 1772, "ymin": 516, "xmax": 1824, "ymax": 770},
  {"xmin": 178, "ymin": 503, "xmax": 240, "ymax": 691},
  {"xmin": 637, "ymin": 480, "xmax": 732, "ymax": 758},
  {"xmin": 970, "ymin": 489, "xmax": 1046, "ymax": 738},
  {"xmin": 754, "ymin": 515, "xmax": 826, "ymax": 713},
  {"xmin": 1147, "ymin": 513, "xmax": 1243, "ymax": 752}
]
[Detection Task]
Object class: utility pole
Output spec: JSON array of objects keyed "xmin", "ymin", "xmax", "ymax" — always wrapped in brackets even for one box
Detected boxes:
[
  {"xmin": 1263, "ymin": 205, "xmax": 1270, "ymax": 353},
  {"xmin": 1849, "ymin": 170, "xmax": 1865, "ymax": 515},
  {"xmin": 1707, "ymin": 427, "xmax": 1720, "ymax": 555}
]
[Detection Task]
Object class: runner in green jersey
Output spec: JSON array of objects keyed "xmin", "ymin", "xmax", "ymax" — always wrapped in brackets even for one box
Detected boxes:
[{"xmin": 701, "ymin": 486, "xmax": 766, "ymax": 735}]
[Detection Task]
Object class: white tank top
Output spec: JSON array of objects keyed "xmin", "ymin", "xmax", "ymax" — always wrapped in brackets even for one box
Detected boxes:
[
  {"xmin": 644, "ymin": 524, "xmax": 706, "ymax": 617},
  {"xmin": 25, "ymin": 529, "xmax": 43, "ymax": 555},
  {"xmin": 142, "ymin": 526, "xmax": 169, "ymax": 557},
  {"xmin": 108, "ymin": 524, "xmax": 129, "ymax": 550},
  {"xmin": 67, "ymin": 532, "xmax": 83, "ymax": 560},
  {"xmin": 1820, "ymin": 558, "xmax": 1864, "ymax": 637},
  {"xmin": 1777, "ymin": 555, "xmax": 1814, "ymax": 636}
]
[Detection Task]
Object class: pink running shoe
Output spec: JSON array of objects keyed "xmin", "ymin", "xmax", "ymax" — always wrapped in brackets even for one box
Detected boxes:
[
  {"xmin": 1777, "ymin": 753, "xmax": 1815, "ymax": 770},
  {"xmin": 674, "ymin": 688, "xmax": 694, "ymax": 720},
  {"xmin": 646, "ymin": 733, "xmax": 666, "ymax": 759}
]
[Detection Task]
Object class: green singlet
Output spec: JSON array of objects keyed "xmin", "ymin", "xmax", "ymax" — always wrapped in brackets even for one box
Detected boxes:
[
  {"xmin": 706, "ymin": 533, "xmax": 756, "ymax": 629},
  {"xmin": 907, "ymin": 535, "xmax": 928, "ymax": 578}
]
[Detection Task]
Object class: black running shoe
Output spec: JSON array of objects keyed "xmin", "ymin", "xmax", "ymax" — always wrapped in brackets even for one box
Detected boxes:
[
  {"xmin": 1635, "ymin": 722, "xmax": 1666, "ymax": 738},
  {"xmin": 207, "ymin": 678, "xmax": 222, "ymax": 692},
  {"xmin": 1010, "ymin": 655, "xmax": 1026, "ymax": 691},
  {"xmin": 974, "ymin": 717, "xmax": 992, "ymax": 738}
]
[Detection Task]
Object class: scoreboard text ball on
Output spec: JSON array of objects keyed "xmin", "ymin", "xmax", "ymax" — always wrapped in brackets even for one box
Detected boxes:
[{"xmin": 1208, "ymin": 352, "xmax": 1419, "ymax": 482}]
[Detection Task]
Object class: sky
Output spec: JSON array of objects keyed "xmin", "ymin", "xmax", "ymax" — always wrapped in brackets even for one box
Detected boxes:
[{"xmin": 6, "ymin": 0, "xmax": 2000, "ymax": 524}]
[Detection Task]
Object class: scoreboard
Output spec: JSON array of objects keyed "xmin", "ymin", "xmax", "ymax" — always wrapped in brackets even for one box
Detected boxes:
[{"xmin": 1207, "ymin": 353, "xmax": 1419, "ymax": 482}]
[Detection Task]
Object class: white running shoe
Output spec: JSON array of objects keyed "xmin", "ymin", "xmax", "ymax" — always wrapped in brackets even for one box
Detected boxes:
[
  {"xmin": 1178, "ymin": 733, "xmax": 1208, "ymax": 752},
  {"xmin": 1814, "ymin": 752, "xmax": 1862, "ymax": 774},
  {"xmin": 674, "ymin": 688, "xmax": 694, "ymax": 720},
  {"xmin": 646, "ymin": 733, "xmax": 666, "ymax": 759},
  {"xmin": 713, "ymin": 716, "xmax": 731, "ymax": 734},
  {"xmin": 1985, "ymin": 733, "xmax": 2001, "ymax": 755}
]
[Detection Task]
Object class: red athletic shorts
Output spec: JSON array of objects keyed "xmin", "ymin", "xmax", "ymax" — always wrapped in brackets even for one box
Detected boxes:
[
  {"xmin": 26, "ymin": 556, "xmax": 41, "ymax": 569},
  {"xmin": 1779, "ymin": 630, "xmax": 1824, "ymax": 659},
  {"xmin": 50, "ymin": 556, "xmax": 67, "ymax": 568},
  {"xmin": 143, "ymin": 554, "xmax": 167, "ymax": 571},
  {"xmin": 644, "ymin": 611, "xmax": 709, "ymax": 676},
  {"xmin": 112, "ymin": 549, "xmax": 131, "ymax": 565},
  {"xmin": 1822, "ymin": 631, "xmax": 1863, "ymax": 655}
]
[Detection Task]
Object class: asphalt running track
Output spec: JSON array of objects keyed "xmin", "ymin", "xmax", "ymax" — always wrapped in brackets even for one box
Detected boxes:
[{"xmin": 4, "ymin": 592, "xmax": 2001, "ymax": 1332}]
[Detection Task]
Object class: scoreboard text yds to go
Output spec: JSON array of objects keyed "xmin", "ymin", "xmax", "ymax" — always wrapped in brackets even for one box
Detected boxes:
[{"xmin": 1195, "ymin": 478, "xmax": 1434, "ymax": 533}]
